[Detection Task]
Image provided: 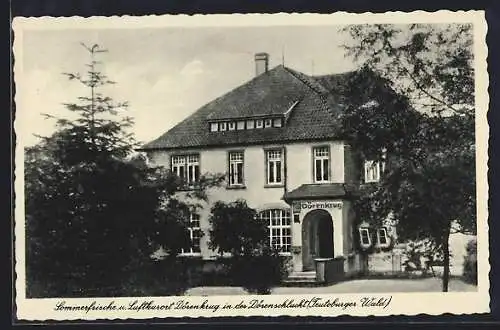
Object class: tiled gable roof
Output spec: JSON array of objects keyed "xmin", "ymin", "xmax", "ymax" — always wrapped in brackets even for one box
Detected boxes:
[
  {"xmin": 205, "ymin": 66, "xmax": 306, "ymax": 120},
  {"xmin": 140, "ymin": 65, "xmax": 356, "ymax": 150}
]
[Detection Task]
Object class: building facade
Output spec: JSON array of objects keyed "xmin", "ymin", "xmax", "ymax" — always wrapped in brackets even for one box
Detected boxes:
[{"xmin": 141, "ymin": 53, "xmax": 391, "ymax": 276}]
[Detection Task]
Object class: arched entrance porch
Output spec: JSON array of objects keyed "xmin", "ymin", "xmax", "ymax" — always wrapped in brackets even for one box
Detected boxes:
[{"xmin": 302, "ymin": 209, "xmax": 334, "ymax": 271}]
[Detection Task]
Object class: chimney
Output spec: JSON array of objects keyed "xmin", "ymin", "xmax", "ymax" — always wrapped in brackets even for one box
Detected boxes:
[{"xmin": 255, "ymin": 52, "xmax": 269, "ymax": 76}]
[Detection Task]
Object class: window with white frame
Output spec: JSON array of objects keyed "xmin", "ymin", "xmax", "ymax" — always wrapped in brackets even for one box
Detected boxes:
[
  {"xmin": 207, "ymin": 117, "xmax": 284, "ymax": 133},
  {"xmin": 364, "ymin": 160, "xmax": 381, "ymax": 183},
  {"xmin": 210, "ymin": 122, "xmax": 218, "ymax": 132},
  {"xmin": 171, "ymin": 154, "xmax": 200, "ymax": 185},
  {"xmin": 181, "ymin": 213, "xmax": 201, "ymax": 254},
  {"xmin": 313, "ymin": 146, "xmax": 330, "ymax": 183},
  {"xmin": 377, "ymin": 227, "xmax": 389, "ymax": 246},
  {"xmin": 228, "ymin": 151, "xmax": 244, "ymax": 186},
  {"xmin": 266, "ymin": 149, "xmax": 283, "ymax": 185},
  {"xmin": 359, "ymin": 227, "xmax": 372, "ymax": 249},
  {"xmin": 260, "ymin": 209, "xmax": 291, "ymax": 253}
]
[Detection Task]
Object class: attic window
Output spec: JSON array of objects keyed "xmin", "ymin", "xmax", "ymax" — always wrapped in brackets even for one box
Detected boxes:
[
  {"xmin": 273, "ymin": 118, "xmax": 282, "ymax": 127},
  {"xmin": 228, "ymin": 122, "xmax": 236, "ymax": 131},
  {"xmin": 264, "ymin": 119, "xmax": 272, "ymax": 128},
  {"xmin": 237, "ymin": 121, "xmax": 245, "ymax": 130},
  {"xmin": 256, "ymin": 120, "xmax": 264, "ymax": 128},
  {"xmin": 210, "ymin": 122, "xmax": 218, "ymax": 132},
  {"xmin": 246, "ymin": 120, "xmax": 255, "ymax": 129}
]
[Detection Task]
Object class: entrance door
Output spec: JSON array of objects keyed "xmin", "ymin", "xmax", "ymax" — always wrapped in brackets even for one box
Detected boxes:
[{"xmin": 302, "ymin": 209, "xmax": 334, "ymax": 271}]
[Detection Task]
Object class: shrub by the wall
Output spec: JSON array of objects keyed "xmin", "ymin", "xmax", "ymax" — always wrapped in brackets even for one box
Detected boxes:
[
  {"xmin": 228, "ymin": 247, "xmax": 290, "ymax": 294},
  {"xmin": 121, "ymin": 258, "xmax": 190, "ymax": 296},
  {"xmin": 462, "ymin": 238, "xmax": 477, "ymax": 285}
]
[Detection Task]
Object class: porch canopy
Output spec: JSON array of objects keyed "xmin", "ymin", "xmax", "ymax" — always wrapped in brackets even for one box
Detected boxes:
[{"xmin": 283, "ymin": 183, "xmax": 358, "ymax": 203}]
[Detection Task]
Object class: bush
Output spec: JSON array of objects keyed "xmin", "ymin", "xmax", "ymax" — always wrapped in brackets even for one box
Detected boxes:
[
  {"xmin": 402, "ymin": 238, "xmax": 442, "ymax": 275},
  {"xmin": 227, "ymin": 247, "xmax": 290, "ymax": 294},
  {"xmin": 207, "ymin": 200, "xmax": 290, "ymax": 293},
  {"xmin": 208, "ymin": 200, "xmax": 265, "ymax": 256},
  {"xmin": 462, "ymin": 238, "xmax": 477, "ymax": 284},
  {"xmin": 120, "ymin": 258, "xmax": 190, "ymax": 296}
]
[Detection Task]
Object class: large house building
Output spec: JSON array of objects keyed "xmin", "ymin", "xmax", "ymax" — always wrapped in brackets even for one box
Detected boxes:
[{"xmin": 140, "ymin": 53, "xmax": 394, "ymax": 279}]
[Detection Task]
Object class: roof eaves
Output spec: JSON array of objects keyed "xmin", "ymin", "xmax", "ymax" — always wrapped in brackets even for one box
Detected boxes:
[{"xmin": 138, "ymin": 135, "xmax": 343, "ymax": 152}]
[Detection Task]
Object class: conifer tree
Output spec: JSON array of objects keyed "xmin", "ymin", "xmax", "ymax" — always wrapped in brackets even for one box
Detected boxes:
[{"xmin": 25, "ymin": 43, "xmax": 222, "ymax": 297}]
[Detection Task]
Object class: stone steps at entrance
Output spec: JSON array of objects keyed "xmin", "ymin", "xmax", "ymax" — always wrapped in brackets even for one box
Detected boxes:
[
  {"xmin": 288, "ymin": 271, "xmax": 317, "ymax": 279},
  {"xmin": 282, "ymin": 271, "xmax": 322, "ymax": 287}
]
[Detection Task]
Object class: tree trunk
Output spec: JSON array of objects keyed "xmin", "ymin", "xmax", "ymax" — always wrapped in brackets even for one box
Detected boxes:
[{"xmin": 442, "ymin": 228, "xmax": 451, "ymax": 292}]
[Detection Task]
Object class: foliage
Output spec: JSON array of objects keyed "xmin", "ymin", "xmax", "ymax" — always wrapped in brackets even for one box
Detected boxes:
[
  {"xmin": 208, "ymin": 200, "xmax": 266, "ymax": 256},
  {"xmin": 24, "ymin": 43, "xmax": 221, "ymax": 297},
  {"xmin": 341, "ymin": 24, "xmax": 475, "ymax": 291},
  {"xmin": 462, "ymin": 238, "xmax": 477, "ymax": 284},
  {"xmin": 121, "ymin": 258, "xmax": 190, "ymax": 297},
  {"xmin": 25, "ymin": 142, "xmax": 183, "ymax": 295},
  {"xmin": 207, "ymin": 200, "xmax": 289, "ymax": 293},
  {"xmin": 343, "ymin": 23, "xmax": 473, "ymax": 115},
  {"xmin": 227, "ymin": 248, "xmax": 291, "ymax": 294},
  {"xmin": 402, "ymin": 238, "xmax": 443, "ymax": 273}
]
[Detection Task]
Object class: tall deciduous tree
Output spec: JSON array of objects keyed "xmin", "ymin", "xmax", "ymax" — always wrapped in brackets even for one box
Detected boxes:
[{"xmin": 341, "ymin": 24, "xmax": 476, "ymax": 291}]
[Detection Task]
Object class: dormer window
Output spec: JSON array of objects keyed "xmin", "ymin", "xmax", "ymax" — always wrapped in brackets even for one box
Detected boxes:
[{"xmin": 208, "ymin": 116, "xmax": 284, "ymax": 133}]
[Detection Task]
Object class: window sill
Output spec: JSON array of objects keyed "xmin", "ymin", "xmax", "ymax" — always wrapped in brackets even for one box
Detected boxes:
[
  {"xmin": 177, "ymin": 185, "xmax": 201, "ymax": 192},
  {"xmin": 264, "ymin": 184, "xmax": 284, "ymax": 188},
  {"xmin": 226, "ymin": 185, "xmax": 246, "ymax": 190},
  {"xmin": 376, "ymin": 243, "xmax": 390, "ymax": 249},
  {"xmin": 313, "ymin": 181, "xmax": 332, "ymax": 184},
  {"xmin": 178, "ymin": 253, "xmax": 202, "ymax": 258}
]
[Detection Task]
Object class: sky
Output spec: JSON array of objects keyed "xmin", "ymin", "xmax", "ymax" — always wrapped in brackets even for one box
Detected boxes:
[{"xmin": 17, "ymin": 24, "xmax": 359, "ymax": 147}]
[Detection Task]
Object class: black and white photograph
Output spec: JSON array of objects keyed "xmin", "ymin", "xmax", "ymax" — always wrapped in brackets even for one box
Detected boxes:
[{"xmin": 13, "ymin": 11, "xmax": 489, "ymax": 319}]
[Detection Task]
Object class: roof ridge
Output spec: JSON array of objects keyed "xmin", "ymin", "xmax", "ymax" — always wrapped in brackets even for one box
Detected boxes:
[
  {"xmin": 283, "ymin": 66, "xmax": 329, "ymax": 96},
  {"xmin": 283, "ymin": 66, "xmax": 342, "ymax": 119},
  {"xmin": 313, "ymin": 69, "xmax": 358, "ymax": 79}
]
